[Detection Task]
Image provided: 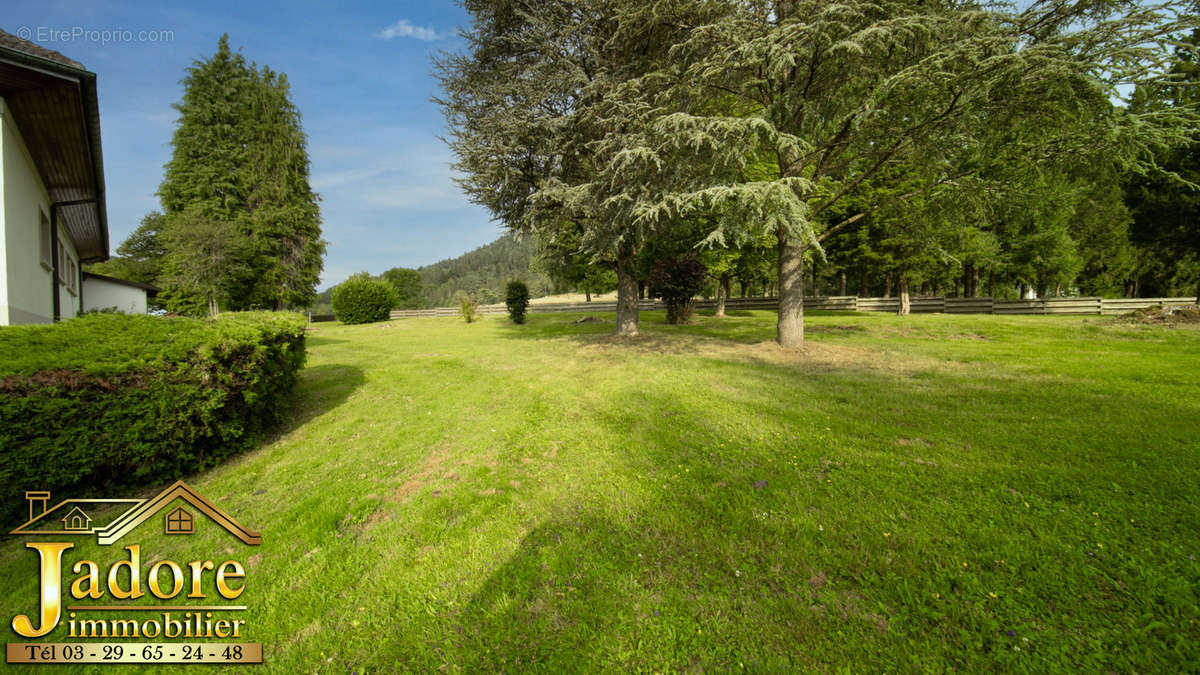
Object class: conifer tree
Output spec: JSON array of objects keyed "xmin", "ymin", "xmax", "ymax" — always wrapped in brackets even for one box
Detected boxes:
[
  {"xmin": 436, "ymin": 0, "xmax": 711, "ymax": 335},
  {"xmin": 622, "ymin": 0, "xmax": 1197, "ymax": 346},
  {"xmin": 158, "ymin": 35, "xmax": 324, "ymax": 314}
]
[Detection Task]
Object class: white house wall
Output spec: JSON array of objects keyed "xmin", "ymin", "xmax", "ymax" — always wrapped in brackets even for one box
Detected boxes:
[
  {"xmin": 0, "ymin": 96, "xmax": 80, "ymax": 325},
  {"xmin": 82, "ymin": 277, "xmax": 147, "ymax": 315}
]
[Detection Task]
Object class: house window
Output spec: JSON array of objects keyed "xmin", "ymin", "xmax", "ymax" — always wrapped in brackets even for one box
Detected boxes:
[
  {"xmin": 39, "ymin": 209, "xmax": 52, "ymax": 269},
  {"xmin": 165, "ymin": 506, "xmax": 194, "ymax": 534},
  {"xmin": 67, "ymin": 259, "xmax": 77, "ymax": 295},
  {"xmin": 57, "ymin": 242, "xmax": 66, "ymax": 283}
]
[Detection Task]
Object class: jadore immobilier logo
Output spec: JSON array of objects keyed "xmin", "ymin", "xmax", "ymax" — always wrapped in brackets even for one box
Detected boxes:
[{"xmin": 6, "ymin": 481, "xmax": 263, "ymax": 665}]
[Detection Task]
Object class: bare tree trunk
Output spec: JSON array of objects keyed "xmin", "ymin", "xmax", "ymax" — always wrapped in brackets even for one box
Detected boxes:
[
  {"xmin": 715, "ymin": 275, "xmax": 729, "ymax": 318},
  {"xmin": 777, "ymin": 233, "xmax": 805, "ymax": 348},
  {"xmin": 207, "ymin": 295, "xmax": 219, "ymax": 318},
  {"xmin": 585, "ymin": 289, "xmax": 592, "ymax": 302},
  {"xmin": 615, "ymin": 253, "xmax": 639, "ymax": 336},
  {"xmin": 840, "ymin": 272, "xmax": 847, "ymax": 296},
  {"xmin": 898, "ymin": 276, "xmax": 911, "ymax": 316},
  {"xmin": 972, "ymin": 267, "xmax": 981, "ymax": 298},
  {"xmin": 884, "ymin": 274, "xmax": 892, "ymax": 298},
  {"xmin": 637, "ymin": 281, "xmax": 645, "ymax": 300},
  {"xmin": 860, "ymin": 271, "xmax": 868, "ymax": 297}
]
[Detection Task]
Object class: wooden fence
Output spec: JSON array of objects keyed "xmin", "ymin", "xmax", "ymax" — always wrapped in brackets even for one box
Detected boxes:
[{"xmin": 384, "ymin": 295, "xmax": 1197, "ymax": 320}]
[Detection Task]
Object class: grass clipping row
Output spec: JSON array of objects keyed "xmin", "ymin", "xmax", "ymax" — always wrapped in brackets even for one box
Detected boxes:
[{"xmin": 1116, "ymin": 304, "xmax": 1200, "ymax": 326}]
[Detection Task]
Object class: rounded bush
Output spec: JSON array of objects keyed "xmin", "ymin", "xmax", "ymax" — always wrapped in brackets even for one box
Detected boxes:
[
  {"xmin": 332, "ymin": 272, "xmax": 398, "ymax": 325},
  {"xmin": 649, "ymin": 254, "xmax": 709, "ymax": 324},
  {"xmin": 505, "ymin": 280, "xmax": 530, "ymax": 324}
]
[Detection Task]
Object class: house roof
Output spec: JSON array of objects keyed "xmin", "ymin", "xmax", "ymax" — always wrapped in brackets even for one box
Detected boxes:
[
  {"xmin": 0, "ymin": 31, "xmax": 84, "ymax": 69},
  {"xmin": 0, "ymin": 28, "xmax": 108, "ymax": 262},
  {"xmin": 83, "ymin": 271, "xmax": 160, "ymax": 295}
]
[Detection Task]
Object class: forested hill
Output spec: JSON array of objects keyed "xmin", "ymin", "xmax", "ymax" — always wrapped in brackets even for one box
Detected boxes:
[{"xmin": 416, "ymin": 232, "xmax": 553, "ymax": 306}]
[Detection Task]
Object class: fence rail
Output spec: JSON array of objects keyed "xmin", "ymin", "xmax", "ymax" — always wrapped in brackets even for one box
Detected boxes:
[{"xmin": 384, "ymin": 295, "xmax": 1197, "ymax": 320}]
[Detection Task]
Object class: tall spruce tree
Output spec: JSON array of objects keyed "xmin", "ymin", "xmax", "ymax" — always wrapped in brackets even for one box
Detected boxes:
[{"xmin": 158, "ymin": 35, "xmax": 324, "ymax": 314}]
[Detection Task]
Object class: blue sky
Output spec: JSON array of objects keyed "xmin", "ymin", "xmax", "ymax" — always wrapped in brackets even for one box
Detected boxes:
[{"xmin": 6, "ymin": 1, "xmax": 502, "ymax": 289}]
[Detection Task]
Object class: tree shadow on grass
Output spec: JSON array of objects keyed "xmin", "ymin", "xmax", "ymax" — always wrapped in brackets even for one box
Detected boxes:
[
  {"xmin": 441, "ymin": 385, "xmax": 909, "ymax": 671},
  {"xmin": 498, "ymin": 310, "xmax": 871, "ymax": 353},
  {"xmin": 273, "ymin": 363, "xmax": 366, "ymax": 436},
  {"xmin": 304, "ymin": 334, "xmax": 349, "ymax": 348},
  {"xmin": 430, "ymin": 349, "xmax": 1200, "ymax": 671},
  {"xmin": 498, "ymin": 310, "xmax": 773, "ymax": 347}
]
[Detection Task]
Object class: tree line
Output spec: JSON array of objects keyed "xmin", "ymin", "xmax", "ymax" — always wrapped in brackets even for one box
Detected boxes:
[{"xmin": 437, "ymin": 0, "xmax": 1199, "ymax": 346}]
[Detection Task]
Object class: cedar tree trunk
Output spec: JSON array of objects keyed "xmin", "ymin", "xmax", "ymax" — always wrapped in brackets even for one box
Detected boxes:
[
  {"xmin": 777, "ymin": 232, "xmax": 805, "ymax": 348},
  {"xmin": 715, "ymin": 274, "xmax": 729, "ymax": 318},
  {"xmin": 615, "ymin": 252, "xmax": 639, "ymax": 336}
]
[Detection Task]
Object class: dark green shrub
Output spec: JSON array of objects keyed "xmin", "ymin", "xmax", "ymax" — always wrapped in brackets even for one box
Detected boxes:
[
  {"xmin": 649, "ymin": 254, "xmax": 709, "ymax": 324},
  {"xmin": 505, "ymin": 280, "xmax": 530, "ymax": 324},
  {"xmin": 332, "ymin": 272, "xmax": 397, "ymax": 324},
  {"xmin": 0, "ymin": 311, "xmax": 306, "ymax": 525}
]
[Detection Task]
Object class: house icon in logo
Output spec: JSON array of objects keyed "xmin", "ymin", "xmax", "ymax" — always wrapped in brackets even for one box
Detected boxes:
[
  {"xmin": 62, "ymin": 505, "xmax": 92, "ymax": 531},
  {"xmin": 10, "ymin": 480, "xmax": 260, "ymax": 546}
]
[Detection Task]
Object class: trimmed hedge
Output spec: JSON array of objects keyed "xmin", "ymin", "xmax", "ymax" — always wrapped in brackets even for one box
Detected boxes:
[
  {"xmin": 0, "ymin": 312, "xmax": 307, "ymax": 524},
  {"xmin": 332, "ymin": 273, "xmax": 397, "ymax": 324}
]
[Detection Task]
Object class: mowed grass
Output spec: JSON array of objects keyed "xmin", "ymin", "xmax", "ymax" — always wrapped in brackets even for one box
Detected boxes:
[{"xmin": 1, "ymin": 309, "xmax": 1198, "ymax": 672}]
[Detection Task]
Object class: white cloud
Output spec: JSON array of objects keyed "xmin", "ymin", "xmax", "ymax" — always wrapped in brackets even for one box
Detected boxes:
[
  {"xmin": 310, "ymin": 167, "xmax": 389, "ymax": 191},
  {"xmin": 374, "ymin": 19, "xmax": 449, "ymax": 42}
]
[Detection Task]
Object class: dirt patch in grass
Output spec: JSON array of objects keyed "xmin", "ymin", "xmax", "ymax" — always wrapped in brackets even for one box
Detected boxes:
[{"xmin": 388, "ymin": 444, "xmax": 455, "ymax": 502}]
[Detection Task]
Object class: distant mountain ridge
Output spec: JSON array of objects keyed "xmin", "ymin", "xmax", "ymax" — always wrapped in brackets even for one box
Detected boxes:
[
  {"xmin": 310, "ymin": 233, "xmax": 554, "ymax": 314},
  {"xmin": 417, "ymin": 233, "xmax": 553, "ymax": 306}
]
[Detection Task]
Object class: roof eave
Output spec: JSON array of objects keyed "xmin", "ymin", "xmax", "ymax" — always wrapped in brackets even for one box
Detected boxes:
[{"xmin": 0, "ymin": 44, "xmax": 108, "ymax": 263}]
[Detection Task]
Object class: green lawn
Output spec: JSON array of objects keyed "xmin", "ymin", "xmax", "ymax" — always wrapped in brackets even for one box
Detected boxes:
[{"xmin": 2, "ymin": 310, "xmax": 1198, "ymax": 672}]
